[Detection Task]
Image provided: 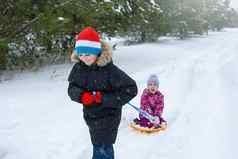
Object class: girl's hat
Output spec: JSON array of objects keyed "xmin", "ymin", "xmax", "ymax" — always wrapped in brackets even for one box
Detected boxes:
[
  {"xmin": 147, "ymin": 74, "xmax": 159, "ymax": 86},
  {"xmin": 74, "ymin": 27, "xmax": 102, "ymax": 56}
]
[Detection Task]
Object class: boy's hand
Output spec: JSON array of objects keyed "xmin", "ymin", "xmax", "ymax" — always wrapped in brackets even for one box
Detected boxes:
[
  {"xmin": 80, "ymin": 91, "xmax": 103, "ymax": 106},
  {"xmin": 95, "ymin": 91, "xmax": 103, "ymax": 104},
  {"xmin": 80, "ymin": 91, "xmax": 94, "ymax": 105}
]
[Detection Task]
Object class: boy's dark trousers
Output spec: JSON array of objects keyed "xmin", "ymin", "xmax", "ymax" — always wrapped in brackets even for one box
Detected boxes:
[{"xmin": 92, "ymin": 144, "xmax": 114, "ymax": 159}]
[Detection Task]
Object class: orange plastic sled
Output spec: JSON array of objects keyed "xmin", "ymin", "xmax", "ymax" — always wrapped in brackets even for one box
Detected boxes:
[{"xmin": 129, "ymin": 122, "xmax": 167, "ymax": 133}]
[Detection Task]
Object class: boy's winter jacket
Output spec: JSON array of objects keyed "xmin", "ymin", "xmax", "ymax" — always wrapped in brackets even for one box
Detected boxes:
[{"xmin": 68, "ymin": 42, "xmax": 137, "ymax": 144}]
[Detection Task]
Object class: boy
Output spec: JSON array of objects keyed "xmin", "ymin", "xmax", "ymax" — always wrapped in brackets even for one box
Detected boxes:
[{"xmin": 68, "ymin": 27, "xmax": 137, "ymax": 159}]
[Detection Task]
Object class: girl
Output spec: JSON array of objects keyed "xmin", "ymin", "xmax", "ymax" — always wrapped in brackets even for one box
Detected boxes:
[{"xmin": 135, "ymin": 74, "xmax": 166, "ymax": 128}]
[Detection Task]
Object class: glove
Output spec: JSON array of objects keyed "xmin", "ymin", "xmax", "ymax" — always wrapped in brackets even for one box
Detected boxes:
[
  {"xmin": 80, "ymin": 91, "xmax": 94, "ymax": 105},
  {"xmin": 95, "ymin": 91, "xmax": 102, "ymax": 104},
  {"xmin": 151, "ymin": 116, "xmax": 160, "ymax": 125},
  {"xmin": 147, "ymin": 107, "xmax": 153, "ymax": 114}
]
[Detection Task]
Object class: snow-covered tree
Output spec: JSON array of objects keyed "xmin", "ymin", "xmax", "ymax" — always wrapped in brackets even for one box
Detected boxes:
[{"xmin": 1, "ymin": 0, "xmax": 237, "ymax": 70}]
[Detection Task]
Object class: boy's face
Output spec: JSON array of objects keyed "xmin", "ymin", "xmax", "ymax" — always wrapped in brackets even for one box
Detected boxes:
[
  {"xmin": 148, "ymin": 83, "xmax": 158, "ymax": 94},
  {"xmin": 79, "ymin": 54, "xmax": 97, "ymax": 66}
]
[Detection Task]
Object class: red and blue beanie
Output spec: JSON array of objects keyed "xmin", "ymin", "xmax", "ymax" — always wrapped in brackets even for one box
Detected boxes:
[{"xmin": 74, "ymin": 27, "xmax": 102, "ymax": 56}]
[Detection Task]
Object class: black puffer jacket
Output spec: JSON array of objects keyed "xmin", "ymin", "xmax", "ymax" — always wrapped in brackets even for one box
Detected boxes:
[{"xmin": 68, "ymin": 42, "xmax": 137, "ymax": 144}]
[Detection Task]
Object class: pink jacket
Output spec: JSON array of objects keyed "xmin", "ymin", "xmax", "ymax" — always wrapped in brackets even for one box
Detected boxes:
[{"xmin": 140, "ymin": 88, "xmax": 164, "ymax": 118}]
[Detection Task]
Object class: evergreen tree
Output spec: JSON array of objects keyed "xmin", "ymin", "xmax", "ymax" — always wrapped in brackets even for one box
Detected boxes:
[
  {"xmin": 117, "ymin": 0, "xmax": 162, "ymax": 42},
  {"xmin": 0, "ymin": 0, "xmax": 237, "ymax": 70}
]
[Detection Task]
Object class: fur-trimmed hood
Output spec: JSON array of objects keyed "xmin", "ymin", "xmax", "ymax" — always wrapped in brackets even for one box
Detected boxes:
[{"xmin": 71, "ymin": 41, "xmax": 112, "ymax": 67}]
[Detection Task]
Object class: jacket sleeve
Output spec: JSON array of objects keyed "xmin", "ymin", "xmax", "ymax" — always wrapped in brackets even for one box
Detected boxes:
[
  {"xmin": 102, "ymin": 65, "xmax": 138, "ymax": 108},
  {"xmin": 140, "ymin": 89, "xmax": 149, "ymax": 111},
  {"xmin": 140, "ymin": 89, "xmax": 153, "ymax": 118},
  {"xmin": 154, "ymin": 94, "xmax": 164, "ymax": 116},
  {"xmin": 67, "ymin": 65, "xmax": 84, "ymax": 103}
]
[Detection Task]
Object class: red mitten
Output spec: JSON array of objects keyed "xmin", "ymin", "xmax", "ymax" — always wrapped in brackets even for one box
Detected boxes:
[
  {"xmin": 95, "ymin": 91, "xmax": 103, "ymax": 104},
  {"xmin": 80, "ymin": 92, "xmax": 94, "ymax": 105}
]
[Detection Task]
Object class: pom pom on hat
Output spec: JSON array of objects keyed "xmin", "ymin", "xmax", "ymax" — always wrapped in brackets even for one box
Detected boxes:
[
  {"xmin": 74, "ymin": 27, "xmax": 102, "ymax": 56},
  {"xmin": 147, "ymin": 74, "xmax": 159, "ymax": 86}
]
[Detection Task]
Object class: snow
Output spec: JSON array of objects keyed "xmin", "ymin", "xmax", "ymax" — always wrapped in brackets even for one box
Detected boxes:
[
  {"xmin": 57, "ymin": 17, "xmax": 65, "ymax": 21},
  {"xmin": 230, "ymin": 0, "xmax": 238, "ymax": 9},
  {"xmin": 1, "ymin": 28, "xmax": 238, "ymax": 159},
  {"xmin": 103, "ymin": 0, "xmax": 111, "ymax": 2}
]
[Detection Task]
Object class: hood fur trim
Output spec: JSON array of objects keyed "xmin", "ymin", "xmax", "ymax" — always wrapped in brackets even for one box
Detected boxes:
[{"xmin": 70, "ymin": 41, "xmax": 112, "ymax": 67}]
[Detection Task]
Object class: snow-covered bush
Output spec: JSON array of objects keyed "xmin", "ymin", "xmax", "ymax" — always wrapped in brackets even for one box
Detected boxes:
[{"xmin": 6, "ymin": 32, "xmax": 73, "ymax": 71}]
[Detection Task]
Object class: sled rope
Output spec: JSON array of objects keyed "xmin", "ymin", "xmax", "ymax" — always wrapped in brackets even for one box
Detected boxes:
[{"xmin": 127, "ymin": 102, "xmax": 160, "ymax": 124}]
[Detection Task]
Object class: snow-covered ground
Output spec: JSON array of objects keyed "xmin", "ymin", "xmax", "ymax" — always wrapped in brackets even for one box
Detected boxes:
[{"xmin": 1, "ymin": 28, "xmax": 238, "ymax": 159}]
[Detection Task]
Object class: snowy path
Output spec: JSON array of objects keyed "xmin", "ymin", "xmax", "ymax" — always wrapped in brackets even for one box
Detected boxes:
[
  {"xmin": 0, "ymin": 28, "xmax": 238, "ymax": 159},
  {"xmin": 117, "ymin": 29, "xmax": 238, "ymax": 159}
]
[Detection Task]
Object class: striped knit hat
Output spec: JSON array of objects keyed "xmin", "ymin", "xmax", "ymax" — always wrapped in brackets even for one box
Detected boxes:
[
  {"xmin": 147, "ymin": 74, "xmax": 159, "ymax": 87},
  {"xmin": 74, "ymin": 27, "xmax": 102, "ymax": 56}
]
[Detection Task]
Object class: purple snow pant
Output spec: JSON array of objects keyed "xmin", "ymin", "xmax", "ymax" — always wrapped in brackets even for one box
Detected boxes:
[{"xmin": 135, "ymin": 116, "xmax": 166, "ymax": 128}]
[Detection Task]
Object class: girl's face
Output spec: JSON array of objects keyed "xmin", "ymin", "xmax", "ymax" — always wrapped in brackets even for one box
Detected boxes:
[
  {"xmin": 79, "ymin": 54, "xmax": 97, "ymax": 66},
  {"xmin": 148, "ymin": 83, "xmax": 158, "ymax": 94}
]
